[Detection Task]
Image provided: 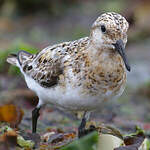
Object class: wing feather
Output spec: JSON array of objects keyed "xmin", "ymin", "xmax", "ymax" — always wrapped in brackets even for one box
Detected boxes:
[{"xmin": 22, "ymin": 47, "xmax": 63, "ymax": 88}]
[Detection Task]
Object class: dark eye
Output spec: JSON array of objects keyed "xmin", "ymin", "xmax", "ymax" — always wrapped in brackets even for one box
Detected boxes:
[{"xmin": 101, "ymin": 25, "xmax": 106, "ymax": 33}]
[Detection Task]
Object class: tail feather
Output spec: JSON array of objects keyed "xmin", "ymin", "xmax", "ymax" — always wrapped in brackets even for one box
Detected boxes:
[
  {"xmin": 7, "ymin": 50, "xmax": 33, "ymax": 66},
  {"xmin": 7, "ymin": 54, "xmax": 18, "ymax": 66},
  {"xmin": 17, "ymin": 50, "xmax": 32, "ymax": 65}
]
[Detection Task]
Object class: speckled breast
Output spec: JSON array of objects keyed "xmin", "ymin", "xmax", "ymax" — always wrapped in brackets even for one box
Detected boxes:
[{"xmin": 79, "ymin": 53, "xmax": 127, "ymax": 101}]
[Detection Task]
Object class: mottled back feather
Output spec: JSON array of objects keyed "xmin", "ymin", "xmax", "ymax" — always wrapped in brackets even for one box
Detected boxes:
[{"xmin": 21, "ymin": 37, "xmax": 89, "ymax": 88}]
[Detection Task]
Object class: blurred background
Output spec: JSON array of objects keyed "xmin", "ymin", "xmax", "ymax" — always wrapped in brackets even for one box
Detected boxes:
[{"xmin": 0, "ymin": 0, "xmax": 150, "ymax": 136}]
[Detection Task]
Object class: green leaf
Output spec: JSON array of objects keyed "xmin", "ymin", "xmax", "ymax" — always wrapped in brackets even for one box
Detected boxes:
[
  {"xmin": 61, "ymin": 131, "xmax": 98, "ymax": 150},
  {"xmin": 146, "ymin": 139, "xmax": 150, "ymax": 150},
  {"xmin": 17, "ymin": 135, "xmax": 35, "ymax": 149}
]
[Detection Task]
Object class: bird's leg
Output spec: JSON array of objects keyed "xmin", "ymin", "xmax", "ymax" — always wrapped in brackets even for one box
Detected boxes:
[
  {"xmin": 78, "ymin": 117, "xmax": 86, "ymax": 138},
  {"xmin": 32, "ymin": 105, "xmax": 42, "ymax": 133},
  {"xmin": 78, "ymin": 111, "xmax": 91, "ymax": 138}
]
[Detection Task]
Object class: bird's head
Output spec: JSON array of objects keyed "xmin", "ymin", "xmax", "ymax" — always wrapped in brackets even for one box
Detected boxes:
[{"xmin": 90, "ymin": 12, "xmax": 130, "ymax": 71}]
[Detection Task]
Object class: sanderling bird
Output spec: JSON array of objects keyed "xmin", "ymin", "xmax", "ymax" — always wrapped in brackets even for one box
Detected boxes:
[{"xmin": 7, "ymin": 12, "xmax": 130, "ymax": 138}]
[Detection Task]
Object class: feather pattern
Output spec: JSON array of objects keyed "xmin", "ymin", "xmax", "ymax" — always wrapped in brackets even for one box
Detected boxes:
[{"xmin": 7, "ymin": 12, "xmax": 129, "ymax": 111}]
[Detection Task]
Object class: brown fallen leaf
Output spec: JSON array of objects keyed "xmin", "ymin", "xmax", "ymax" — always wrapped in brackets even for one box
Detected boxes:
[
  {"xmin": 53, "ymin": 131, "xmax": 76, "ymax": 149},
  {"xmin": 42, "ymin": 131, "xmax": 55, "ymax": 142},
  {"xmin": 0, "ymin": 130, "xmax": 17, "ymax": 149},
  {"xmin": 50, "ymin": 131, "xmax": 76, "ymax": 144},
  {"xmin": 0, "ymin": 104, "xmax": 24, "ymax": 127},
  {"xmin": 40, "ymin": 130, "xmax": 76, "ymax": 149},
  {"xmin": 96, "ymin": 124, "xmax": 123, "ymax": 140},
  {"xmin": 115, "ymin": 131, "xmax": 145, "ymax": 150},
  {"xmin": 64, "ymin": 131, "xmax": 76, "ymax": 139}
]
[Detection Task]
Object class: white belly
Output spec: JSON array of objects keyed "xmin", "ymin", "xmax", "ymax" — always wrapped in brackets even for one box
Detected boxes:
[{"xmin": 24, "ymin": 74, "xmax": 124, "ymax": 111}]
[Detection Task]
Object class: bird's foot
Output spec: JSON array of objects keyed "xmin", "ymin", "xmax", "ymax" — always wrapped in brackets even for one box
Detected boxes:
[{"xmin": 78, "ymin": 124, "xmax": 96, "ymax": 138}]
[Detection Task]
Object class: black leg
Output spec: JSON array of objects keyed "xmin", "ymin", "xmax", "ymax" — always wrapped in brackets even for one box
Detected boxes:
[
  {"xmin": 78, "ymin": 116, "xmax": 87, "ymax": 138},
  {"xmin": 32, "ymin": 107, "xmax": 41, "ymax": 133},
  {"xmin": 78, "ymin": 112, "xmax": 96, "ymax": 138}
]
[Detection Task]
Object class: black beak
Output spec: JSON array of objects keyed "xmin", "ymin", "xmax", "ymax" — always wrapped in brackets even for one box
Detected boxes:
[{"xmin": 113, "ymin": 39, "xmax": 131, "ymax": 72}]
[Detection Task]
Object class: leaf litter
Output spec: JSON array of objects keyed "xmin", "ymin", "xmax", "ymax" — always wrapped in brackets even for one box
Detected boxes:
[{"xmin": 0, "ymin": 103, "xmax": 149, "ymax": 149}]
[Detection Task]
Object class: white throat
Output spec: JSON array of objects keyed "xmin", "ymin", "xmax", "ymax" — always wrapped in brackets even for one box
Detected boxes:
[{"xmin": 90, "ymin": 28, "xmax": 103, "ymax": 49}]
